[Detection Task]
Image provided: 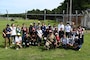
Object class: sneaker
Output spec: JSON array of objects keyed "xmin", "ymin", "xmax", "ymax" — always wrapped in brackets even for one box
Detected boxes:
[
  {"xmin": 12, "ymin": 42, "xmax": 15, "ymax": 44},
  {"xmin": 5, "ymin": 47, "xmax": 8, "ymax": 49},
  {"xmin": 16, "ymin": 48, "xmax": 19, "ymax": 50},
  {"xmin": 79, "ymin": 49, "xmax": 81, "ymax": 51}
]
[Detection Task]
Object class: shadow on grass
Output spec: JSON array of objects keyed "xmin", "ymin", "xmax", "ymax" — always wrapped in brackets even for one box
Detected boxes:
[{"xmin": 0, "ymin": 44, "xmax": 5, "ymax": 48}]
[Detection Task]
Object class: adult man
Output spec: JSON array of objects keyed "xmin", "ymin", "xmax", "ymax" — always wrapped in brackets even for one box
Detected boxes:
[
  {"xmin": 65, "ymin": 23, "xmax": 72, "ymax": 38},
  {"xmin": 58, "ymin": 22, "xmax": 64, "ymax": 32}
]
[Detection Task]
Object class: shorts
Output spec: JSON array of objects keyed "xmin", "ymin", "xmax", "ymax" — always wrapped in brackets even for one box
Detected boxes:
[{"xmin": 6, "ymin": 34, "xmax": 11, "ymax": 38}]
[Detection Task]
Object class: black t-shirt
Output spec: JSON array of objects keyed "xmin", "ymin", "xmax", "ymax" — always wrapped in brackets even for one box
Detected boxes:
[
  {"xmin": 29, "ymin": 26, "xmax": 33, "ymax": 34},
  {"xmin": 30, "ymin": 31, "xmax": 37, "ymax": 38},
  {"xmin": 43, "ymin": 31, "xmax": 49, "ymax": 37},
  {"xmin": 74, "ymin": 38, "xmax": 81, "ymax": 45},
  {"xmin": 21, "ymin": 27, "xmax": 27, "ymax": 34},
  {"xmin": 59, "ymin": 31, "xmax": 64, "ymax": 38}
]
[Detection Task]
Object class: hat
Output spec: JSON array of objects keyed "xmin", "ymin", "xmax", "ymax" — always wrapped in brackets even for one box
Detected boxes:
[
  {"xmin": 30, "ymin": 23, "xmax": 33, "ymax": 25},
  {"xmin": 38, "ymin": 21, "xmax": 40, "ymax": 23}
]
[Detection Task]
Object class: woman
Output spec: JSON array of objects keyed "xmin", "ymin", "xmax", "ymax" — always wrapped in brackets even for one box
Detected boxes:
[
  {"xmin": 15, "ymin": 33, "xmax": 22, "ymax": 50},
  {"xmin": 3, "ymin": 24, "xmax": 12, "ymax": 49},
  {"xmin": 37, "ymin": 27, "xmax": 43, "ymax": 46},
  {"xmin": 10, "ymin": 23, "xmax": 16, "ymax": 44}
]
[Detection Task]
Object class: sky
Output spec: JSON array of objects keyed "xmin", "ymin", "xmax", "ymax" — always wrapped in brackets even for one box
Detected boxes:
[{"xmin": 0, "ymin": 0, "xmax": 64, "ymax": 14}]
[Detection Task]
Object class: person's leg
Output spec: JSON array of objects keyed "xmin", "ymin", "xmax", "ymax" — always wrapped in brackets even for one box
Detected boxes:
[
  {"xmin": 37, "ymin": 36, "xmax": 42, "ymax": 46},
  {"xmin": 81, "ymin": 35, "xmax": 84, "ymax": 44},
  {"xmin": 16, "ymin": 42, "xmax": 19, "ymax": 50},
  {"xmin": 66, "ymin": 32, "xmax": 68, "ymax": 37},
  {"xmin": 11, "ymin": 36, "xmax": 14, "ymax": 44},
  {"xmin": 5, "ymin": 38, "xmax": 8, "ymax": 48},
  {"xmin": 68, "ymin": 32, "xmax": 71, "ymax": 38},
  {"xmin": 18, "ymin": 43, "xmax": 22, "ymax": 48},
  {"xmin": 8, "ymin": 37, "xmax": 12, "ymax": 47}
]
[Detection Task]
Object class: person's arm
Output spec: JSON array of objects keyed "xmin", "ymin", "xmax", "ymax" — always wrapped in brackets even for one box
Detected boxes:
[{"xmin": 2, "ymin": 31, "xmax": 6, "ymax": 37}]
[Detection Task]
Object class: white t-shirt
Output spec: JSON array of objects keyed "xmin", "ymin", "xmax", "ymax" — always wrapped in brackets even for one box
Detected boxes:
[
  {"xmin": 58, "ymin": 24, "xmax": 64, "ymax": 32},
  {"xmin": 61, "ymin": 38, "xmax": 68, "ymax": 45},
  {"xmin": 15, "ymin": 36, "xmax": 22, "ymax": 43},
  {"xmin": 10, "ymin": 27, "xmax": 16, "ymax": 36},
  {"xmin": 37, "ymin": 30, "xmax": 43, "ymax": 38},
  {"xmin": 65, "ymin": 25, "xmax": 71, "ymax": 32}
]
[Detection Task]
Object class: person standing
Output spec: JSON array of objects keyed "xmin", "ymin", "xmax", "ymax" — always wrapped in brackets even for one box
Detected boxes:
[
  {"xmin": 65, "ymin": 23, "xmax": 72, "ymax": 38},
  {"xmin": 37, "ymin": 27, "xmax": 43, "ymax": 46},
  {"xmin": 41, "ymin": 22, "xmax": 46, "ymax": 33},
  {"xmin": 21, "ymin": 23, "xmax": 28, "ymax": 45},
  {"xmin": 3, "ymin": 24, "xmax": 12, "ymax": 49},
  {"xmin": 78, "ymin": 25, "xmax": 84, "ymax": 44},
  {"xmin": 59, "ymin": 28, "xmax": 64, "ymax": 38},
  {"xmin": 58, "ymin": 22, "xmax": 64, "ymax": 32},
  {"xmin": 10, "ymin": 23, "xmax": 16, "ymax": 44}
]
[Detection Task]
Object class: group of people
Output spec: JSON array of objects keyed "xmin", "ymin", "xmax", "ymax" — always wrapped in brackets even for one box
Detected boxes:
[{"xmin": 2, "ymin": 21, "xmax": 84, "ymax": 51}]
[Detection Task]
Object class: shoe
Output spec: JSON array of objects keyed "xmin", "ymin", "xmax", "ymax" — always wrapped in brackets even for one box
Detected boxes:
[
  {"xmin": 79, "ymin": 49, "xmax": 81, "ymax": 51},
  {"xmin": 12, "ymin": 42, "xmax": 15, "ymax": 44},
  {"xmin": 16, "ymin": 48, "xmax": 19, "ymax": 50},
  {"xmin": 5, "ymin": 47, "xmax": 8, "ymax": 49}
]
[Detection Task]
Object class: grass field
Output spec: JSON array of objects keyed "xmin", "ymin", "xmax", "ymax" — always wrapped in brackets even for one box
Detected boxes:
[{"xmin": 0, "ymin": 19, "xmax": 90, "ymax": 60}]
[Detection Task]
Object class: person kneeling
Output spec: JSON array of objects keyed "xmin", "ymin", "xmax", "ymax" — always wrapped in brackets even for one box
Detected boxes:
[
  {"xmin": 45, "ymin": 30, "xmax": 56, "ymax": 50},
  {"xmin": 15, "ymin": 33, "xmax": 22, "ymax": 50},
  {"xmin": 24, "ymin": 34, "xmax": 30, "ymax": 47}
]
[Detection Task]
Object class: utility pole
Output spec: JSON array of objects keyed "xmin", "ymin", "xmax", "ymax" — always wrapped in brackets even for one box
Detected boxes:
[
  {"xmin": 69, "ymin": 0, "xmax": 72, "ymax": 25},
  {"xmin": 25, "ymin": 10, "xmax": 27, "ymax": 20},
  {"xmin": 67, "ymin": 2, "xmax": 69, "ymax": 21},
  {"xmin": 6, "ymin": 10, "xmax": 8, "ymax": 20},
  {"xmin": 86, "ymin": 10, "xmax": 89, "ymax": 33},
  {"xmin": 63, "ymin": 10, "xmax": 65, "ymax": 23},
  {"xmin": 44, "ymin": 10, "xmax": 46, "ymax": 21},
  {"xmin": 76, "ymin": 10, "xmax": 78, "ymax": 25}
]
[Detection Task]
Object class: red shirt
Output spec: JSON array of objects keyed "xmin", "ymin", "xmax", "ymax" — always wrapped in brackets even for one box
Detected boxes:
[{"xmin": 56, "ymin": 36, "xmax": 60, "ymax": 41}]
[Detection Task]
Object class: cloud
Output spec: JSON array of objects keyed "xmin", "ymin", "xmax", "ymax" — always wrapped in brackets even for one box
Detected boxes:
[{"xmin": 0, "ymin": 0, "xmax": 64, "ymax": 13}]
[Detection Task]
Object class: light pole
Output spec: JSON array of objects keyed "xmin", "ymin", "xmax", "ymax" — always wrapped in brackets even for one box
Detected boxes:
[{"xmin": 69, "ymin": 0, "xmax": 72, "ymax": 24}]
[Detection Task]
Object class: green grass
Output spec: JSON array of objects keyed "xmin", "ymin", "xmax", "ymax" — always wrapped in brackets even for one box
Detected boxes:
[{"xmin": 0, "ymin": 19, "xmax": 90, "ymax": 60}]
